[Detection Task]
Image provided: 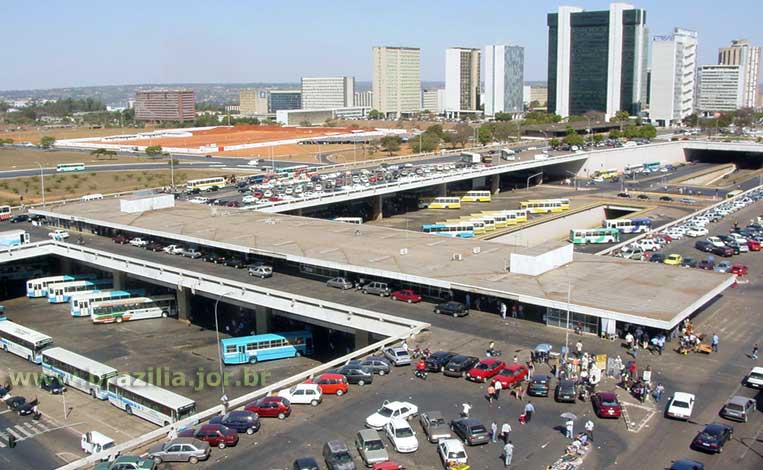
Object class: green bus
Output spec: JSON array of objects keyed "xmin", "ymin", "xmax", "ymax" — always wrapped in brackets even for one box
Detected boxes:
[{"xmin": 569, "ymin": 228, "xmax": 620, "ymax": 244}]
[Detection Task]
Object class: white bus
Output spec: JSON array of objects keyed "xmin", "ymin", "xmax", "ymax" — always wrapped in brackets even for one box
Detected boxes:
[
  {"xmin": 70, "ymin": 290, "xmax": 143, "ymax": 317},
  {"xmin": 460, "ymin": 190, "xmax": 492, "ymax": 203},
  {"xmin": 333, "ymin": 217, "xmax": 363, "ymax": 224},
  {"xmin": 0, "ymin": 319, "xmax": 53, "ymax": 363},
  {"xmin": 56, "ymin": 162, "xmax": 86, "ymax": 172},
  {"xmin": 603, "ymin": 218, "xmax": 652, "ymax": 234},
  {"xmin": 0, "ymin": 205, "xmax": 11, "ymax": 222},
  {"xmin": 91, "ymin": 295, "xmax": 176, "ymax": 324},
  {"xmin": 26, "ymin": 274, "xmax": 97, "ymax": 298},
  {"xmin": 425, "ymin": 197, "xmax": 461, "ymax": 209},
  {"xmin": 41, "ymin": 347, "xmax": 118, "ymax": 399},
  {"xmin": 186, "ymin": 177, "xmax": 226, "ymax": 192},
  {"xmin": 47, "ymin": 279, "xmax": 113, "ymax": 304},
  {"xmin": 107, "ymin": 374, "xmax": 197, "ymax": 426}
]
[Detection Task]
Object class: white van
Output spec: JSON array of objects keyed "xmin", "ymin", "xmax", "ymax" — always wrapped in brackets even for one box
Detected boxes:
[
  {"xmin": 81, "ymin": 194, "xmax": 104, "ymax": 201},
  {"xmin": 81, "ymin": 431, "xmax": 117, "ymax": 459}
]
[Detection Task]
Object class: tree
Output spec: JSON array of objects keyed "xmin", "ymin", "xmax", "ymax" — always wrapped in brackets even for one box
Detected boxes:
[
  {"xmin": 683, "ymin": 113, "xmax": 699, "ymax": 127},
  {"xmin": 425, "ymin": 124, "xmax": 444, "ymax": 139},
  {"xmin": 39, "ymin": 136, "xmax": 55, "ymax": 149},
  {"xmin": 609, "ymin": 129, "xmax": 622, "ymax": 139},
  {"xmin": 368, "ymin": 109, "xmax": 383, "ymax": 120},
  {"xmin": 145, "ymin": 145, "xmax": 163, "ymax": 157},
  {"xmin": 566, "ymin": 115, "xmax": 586, "ymax": 122},
  {"xmin": 0, "ymin": 138, "xmax": 13, "ymax": 146},
  {"xmin": 563, "ymin": 132, "xmax": 585, "ymax": 147},
  {"xmin": 380, "ymin": 135, "xmax": 401, "ymax": 155},
  {"xmin": 409, "ymin": 132, "xmax": 440, "ymax": 153},
  {"xmin": 451, "ymin": 124, "xmax": 473, "ymax": 148},
  {"xmin": 494, "ymin": 112, "xmax": 513, "ymax": 121},
  {"xmin": 549, "ymin": 138, "xmax": 561, "ymax": 148},
  {"xmin": 592, "ymin": 134, "xmax": 604, "ymax": 143},
  {"xmin": 299, "ymin": 120, "xmax": 312, "ymax": 127},
  {"xmin": 478, "ymin": 125, "xmax": 493, "ymax": 145},
  {"xmin": 638, "ymin": 125, "xmax": 657, "ymax": 139},
  {"xmin": 612, "ymin": 110, "xmax": 631, "ymax": 123}
]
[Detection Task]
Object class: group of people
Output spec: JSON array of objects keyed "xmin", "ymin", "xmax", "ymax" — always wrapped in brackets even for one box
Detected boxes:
[{"xmin": 624, "ymin": 327, "xmax": 667, "ymax": 357}]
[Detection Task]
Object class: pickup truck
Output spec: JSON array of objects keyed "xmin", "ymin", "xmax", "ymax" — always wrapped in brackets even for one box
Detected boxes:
[
  {"xmin": 163, "ymin": 244, "xmax": 184, "ymax": 255},
  {"xmin": 48, "ymin": 230, "xmax": 70, "ymax": 240},
  {"xmin": 129, "ymin": 237, "xmax": 148, "ymax": 248}
]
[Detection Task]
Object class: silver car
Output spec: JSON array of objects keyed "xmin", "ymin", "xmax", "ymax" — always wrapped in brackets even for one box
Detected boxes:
[
  {"xmin": 327, "ymin": 277, "xmax": 353, "ymax": 290},
  {"xmin": 147, "ymin": 437, "xmax": 210, "ymax": 464},
  {"xmin": 419, "ymin": 410, "xmax": 452, "ymax": 443},
  {"xmin": 361, "ymin": 281, "xmax": 391, "ymax": 297},
  {"xmin": 355, "ymin": 429, "xmax": 389, "ymax": 466},
  {"xmin": 720, "ymin": 395, "xmax": 756, "ymax": 422},
  {"xmin": 383, "ymin": 346, "xmax": 411, "ymax": 366}
]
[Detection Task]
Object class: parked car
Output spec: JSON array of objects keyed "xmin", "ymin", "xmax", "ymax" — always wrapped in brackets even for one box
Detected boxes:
[
  {"xmin": 355, "ymin": 429, "xmax": 389, "ymax": 466},
  {"xmin": 437, "ymin": 438, "xmax": 468, "ymax": 466},
  {"xmin": 145, "ymin": 241, "xmax": 165, "ymax": 252},
  {"xmin": 384, "ymin": 418, "xmax": 419, "ymax": 453},
  {"xmin": 433, "ymin": 301, "xmax": 469, "ymax": 317},
  {"xmin": 9, "ymin": 214, "xmax": 30, "ymax": 223},
  {"xmin": 527, "ymin": 374, "xmax": 551, "ymax": 397},
  {"xmin": 745, "ymin": 366, "xmax": 763, "ymax": 388},
  {"xmin": 465, "ymin": 358, "xmax": 505, "ymax": 383},
  {"xmin": 94, "ymin": 456, "xmax": 155, "ymax": 470},
  {"xmin": 711, "ymin": 245, "xmax": 734, "ymax": 257},
  {"xmin": 345, "ymin": 356, "xmax": 391, "ymax": 376},
  {"xmin": 424, "ymin": 351, "xmax": 458, "ymax": 372},
  {"xmin": 112, "ymin": 235, "xmax": 130, "ymax": 244},
  {"xmin": 382, "ymin": 347, "xmax": 411, "ymax": 366},
  {"xmin": 698, "ymin": 258, "xmax": 715, "ymax": 270},
  {"xmin": 326, "ymin": 277, "xmax": 354, "ymax": 290},
  {"xmin": 680, "ymin": 257, "xmax": 698, "ymax": 268},
  {"xmin": 180, "ymin": 247, "xmax": 203, "ymax": 259},
  {"xmin": 450, "ymin": 418, "xmax": 490, "ymax": 446},
  {"xmin": 48, "ymin": 229, "xmax": 70, "ymax": 239},
  {"xmin": 555, "ymin": 380, "xmax": 577, "ymax": 403},
  {"xmin": 664, "ymin": 254, "xmax": 683, "ymax": 265},
  {"xmin": 419, "ymin": 410, "xmax": 451, "ymax": 443},
  {"xmin": 330, "ymin": 365, "xmax": 373, "ymax": 386},
  {"xmin": 714, "ymin": 261, "xmax": 733, "ymax": 273},
  {"xmin": 147, "ymin": 437, "xmax": 211, "ymax": 464},
  {"xmin": 360, "ymin": 281, "xmax": 391, "ymax": 296},
  {"xmin": 720, "ymin": 395, "xmax": 755, "ymax": 423},
  {"xmin": 669, "ymin": 460, "xmax": 704, "ymax": 470},
  {"xmin": 248, "ymin": 264, "xmax": 273, "ymax": 278},
  {"xmin": 690, "ymin": 423, "xmax": 733, "ymax": 453},
  {"xmin": 292, "ymin": 457, "xmax": 320, "ymax": 470},
  {"xmin": 694, "ymin": 240, "xmax": 714, "ymax": 252},
  {"xmin": 666, "ymin": 392, "xmax": 695, "ymax": 420},
  {"xmin": 591, "ymin": 392, "xmax": 622, "ymax": 418},
  {"xmin": 707, "ymin": 236, "xmax": 726, "ymax": 248},
  {"xmin": 278, "ymin": 383, "xmax": 322, "ymax": 406},
  {"xmin": 491, "ymin": 363, "xmax": 529, "ymax": 389},
  {"xmin": 443, "ymin": 355, "xmax": 480, "ymax": 378},
  {"xmin": 323, "ymin": 440, "xmax": 357, "ymax": 470},
  {"xmin": 365, "ymin": 400, "xmax": 419, "ymax": 430},
  {"xmin": 390, "ymin": 289, "xmax": 422, "ymax": 303},
  {"xmin": 129, "ymin": 237, "xmax": 148, "ymax": 247},
  {"xmin": 178, "ymin": 424, "xmax": 239, "ymax": 449},
  {"xmin": 244, "ymin": 396, "xmax": 292, "ymax": 420},
  {"xmin": 209, "ymin": 410, "xmax": 261, "ymax": 435},
  {"xmin": 730, "ymin": 264, "xmax": 749, "ymax": 276},
  {"xmin": 39, "ymin": 375, "xmax": 65, "ymax": 394},
  {"xmin": 223, "ymin": 257, "xmax": 247, "ymax": 268},
  {"xmin": 163, "ymin": 244, "xmax": 184, "ymax": 255},
  {"xmin": 648, "ymin": 253, "xmax": 666, "ymax": 263}
]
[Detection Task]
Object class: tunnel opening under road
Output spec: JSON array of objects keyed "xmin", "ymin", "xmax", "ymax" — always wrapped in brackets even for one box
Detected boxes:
[{"xmin": 684, "ymin": 148, "xmax": 763, "ymax": 170}]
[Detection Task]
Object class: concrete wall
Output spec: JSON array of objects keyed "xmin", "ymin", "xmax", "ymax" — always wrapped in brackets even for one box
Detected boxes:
[
  {"xmin": 576, "ymin": 141, "xmax": 686, "ymax": 177},
  {"xmin": 491, "ymin": 205, "xmax": 607, "ymax": 247},
  {"xmin": 510, "ymin": 243, "xmax": 573, "ymax": 276}
]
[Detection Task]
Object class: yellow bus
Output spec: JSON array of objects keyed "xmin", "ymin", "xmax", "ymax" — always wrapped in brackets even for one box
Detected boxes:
[
  {"xmin": 726, "ymin": 189, "xmax": 743, "ymax": 199},
  {"xmin": 593, "ymin": 168, "xmax": 619, "ymax": 179},
  {"xmin": 481, "ymin": 211, "xmax": 508, "ymax": 228},
  {"xmin": 445, "ymin": 219, "xmax": 485, "ymax": 235},
  {"xmin": 427, "ymin": 197, "xmax": 462, "ymax": 209},
  {"xmin": 520, "ymin": 199, "xmax": 569, "ymax": 214},
  {"xmin": 186, "ymin": 177, "xmax": 227, "ymax": 192},
  {"xmin": 464, "ymin": 215, "xmax": 495, "ymax": 231},
  {"xmin": 459, "ymin": 190, "xmax": 492, "ymax": 203}
]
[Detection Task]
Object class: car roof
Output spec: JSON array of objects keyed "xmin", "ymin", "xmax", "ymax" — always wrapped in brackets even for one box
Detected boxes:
[
  {"xmin": 357, "ymin": 428, "xmax": 381, "ymax": 439},
  {"xmin": 389, "ymin": 417, "xmax": 410, "ymax": 428},
  {"xmin": 505, "ymin": 363, "xmax": 525, "ymax": 371},
  {"xmin": 440, "ymin": 438, "xmax": 465, "ymax": 450},
  {"xmin": 532, "ymin": 374, "xmax": 549, "ymax": 381},
  {"xmin": 751, "ymin": 366, "xmax": 763, "ymax": 374},
  {"xmin": 325, "ymin": 440, "xmax": 350, "ymax": 452},
  {"xmin": 672, "ymin": 392, "xmax": 695, "ymax": 401},
  {"xmin": 596, "ymin": 391, "xmax": 618, "ymax": 400},
  {"xmin": 703, "ymin": 422, "xmax": 731, "ymax": 433},
  {"xmin": 382, "ymin": 400, "xmax": 411, "ymax": 408},
  {"xmin": 170, "ymin": 437, "xmax": 207, "ymax": 446},
  {"xmin": 727, "ymin": 395, "xmax": 753, "ymax": 405}
]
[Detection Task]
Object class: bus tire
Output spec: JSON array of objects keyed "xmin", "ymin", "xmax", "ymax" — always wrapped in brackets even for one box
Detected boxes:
[
  {"xmin": 116, "ymin": 317, "xmax": 123, "ymax": 324},
  {"xmin": 249, "ymin": 357, "xmax": 257, "ymax": 364},
  {"xmin": 125, "ymin": 405, "xmax": 132, "ymax": 415},
  {"xmin": 190, "ymin": 456, "xmax": 199, "ymax": 464},
  {"xmin": 90, "ymin": 389, "xmax": 96, "ymax": 399}
]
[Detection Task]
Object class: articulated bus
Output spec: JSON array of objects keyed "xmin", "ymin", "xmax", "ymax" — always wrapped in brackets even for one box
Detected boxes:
[
  {"xmin": 569, "ymin": 228, "xmax": 620, "ymax": 244},
  {"xmin": 47, "ymin": 279, "xmax": 113, "ymax": 304},
  {"xmin": 221, "ymin": 330, "xmax": 314, "ymax": 365},
  {"xmin": 422, "ymin": 223, "xmax": 475, "ymax": 238},
  {"xmin": 70, "ymin": 289, "xmax": 145, "ymax": 317},
  {"xmin": 604, "ymin": 218, "xmax": 652, "ymax": 234},
  {"xmin": 0, "ymin": 205, "xmax": 11, "ymax": 221},
  {"xmin": 56, "ymin": 162, "xmax": 86, "ymax": 172},
  {"xmin": 0, "ymin": 319, "xmax": 53, "ymax": 363},
  {"xmin": 459, "ymin": 190, "xmax": 492, "ymax": 203},
  {"xmin": 41, "ymin": 347, "xmax": 118, "ymax": 399},
  {"xmin": 26, "ymin": 274, "xmax": 97, "ymax": 298},
  {"xmin": 91, "ymin": 295, "xmax": 176, "ymax": 324},
  {"xmin": 520, "ymin": 199, "xmax": 569, "ymax": 214},
  {"xmin": 426, "ymin": 197, "xmax": 461, "ymax": 209},
  {"xmin": 107, "ymin": 374, "xmax": 196, "ymax": 426},
  {"xmin": 186, "ymin": 176, "xmax": 227, "ymax": 192}
]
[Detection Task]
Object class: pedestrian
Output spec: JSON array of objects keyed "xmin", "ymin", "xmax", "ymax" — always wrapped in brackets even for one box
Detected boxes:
[
  {"xmin": 491, "ymin": 421, "xmax": 498, "ymax": 443},
  {"xmin": 625, "ymin": 331, "xmax": 634, "ymax": 349},
  {"xmin": 494, "ymin": 379, "xmax": 503, "ymax": 398},
  {"xmin": 575, "ymin": 340, "xmax": 583, "ymax": 358},
  {"xmin": 565, "ymin": 418, "xmax": 574, "ymax": 439},
  {"xmin": 167, "ymin": 425, "xmax": 178, "ymax": 441},
  {"xmin": 503, "ymin": 441, "xmax": 514, "ymax": 467},
  {"xmin": 500, "ymin": 302, "xmax": 507, "ymax": 320},
  {"xmin": 462, "ymin": 402, "xmax": 472, "ymax": 418},
  {"xmin": 631, "ymin": 341, "xmax": 638, "ymax": 359},
  {"xmin": 584, "ymin": 419, "xmax": 594, "ymax": 442},
  {"xmin": 465, "ymin": 293, "xmax": 471, "ymax": 310},
  {"xmin": 487, "ymin": 384, "xmax": 496, "ymax": 405},
  {"xmin": 518, "ymin": 305, "xmax": 524, "ymax": 319},
  {"xmin": 501, "ymin": 422, "xmax": 512, "ymax": 443},
  {"xmin": 513, "ymin": 355, "xmax": 518, "ymax": 363},
  {"xmin": 753, "ymin": 343, "xmax": 759, "ymax": 360},
  {"xmin": 401, "ymin": 340, "xmax": 409, "ymax": 353},
  {"xmin": 712, "ymin": 333, "xmax": 719, "ymax": 353},
  {"xmin": 527, "ymin": 362, "xmax": 534, "ymax": 379},
  {"xmin": 524, "ymin": 401, "xmax": 534, "ymax": 423},
  {"xmin": 511, "ymin": 304, "xmax": 517, "ymax": 318},
  {"xmin": 653, "ymin": 383, "xmax": 665, "ymax": 401}
]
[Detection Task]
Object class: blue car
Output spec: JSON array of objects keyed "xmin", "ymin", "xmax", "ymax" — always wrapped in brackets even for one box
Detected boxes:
[
  {"xmin": 209, "ymin": 410, "xmax": 260, "ymax": 435},
  {"xmin": 691, "ymin": 422, "xmax": 733, "ymax": 453}
]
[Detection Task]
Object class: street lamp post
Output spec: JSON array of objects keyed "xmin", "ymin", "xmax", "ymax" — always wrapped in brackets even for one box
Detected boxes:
[
  {"xmin": 564, "ymin": 279, "xmax": 571, "ymax": 360},
  {"xmin": 34, "ymin": 162, "xmax": 45, "ymax": 207}
]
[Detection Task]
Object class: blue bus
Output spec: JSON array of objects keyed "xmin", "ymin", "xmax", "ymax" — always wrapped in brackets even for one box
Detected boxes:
[
  {"xmin": 47, "ymin": 279, "xmax": 113, "ymax": 304},
  {"xmin": 26, "ymin": 274, "xmax": 97, "ymax": 298},
  {"xmin": 422, "ymin": 223, "xmax": 475, "ymax": 238},
  {"xmin": 70, "ymin": 289, "xmax": 145, "ymax": 317},
  {"xmin": 221, "ymin": 330, "xmax": 314, "ymax": 365}
]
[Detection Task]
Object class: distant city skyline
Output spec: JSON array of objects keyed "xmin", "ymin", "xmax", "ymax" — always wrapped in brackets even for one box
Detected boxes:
[{"xmin": 1, "ymin": 0, "xmax": 762, "ymax": 91}]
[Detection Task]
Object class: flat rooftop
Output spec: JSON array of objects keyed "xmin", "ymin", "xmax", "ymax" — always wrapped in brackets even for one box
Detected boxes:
[{"xmin": 35, "ymin": 199, "xmax": 735, "ymax": 329}]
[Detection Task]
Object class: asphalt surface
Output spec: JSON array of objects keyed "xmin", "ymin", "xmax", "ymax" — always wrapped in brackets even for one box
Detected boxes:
[{"xmin": 0, "ymin": 408, "xmax": 83, "ymax": 469}]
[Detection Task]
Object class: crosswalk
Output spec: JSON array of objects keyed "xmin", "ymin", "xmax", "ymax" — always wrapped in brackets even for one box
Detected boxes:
[{"xmin": 0, "ymin": 415, "xmax": 58, "ymax": 447}]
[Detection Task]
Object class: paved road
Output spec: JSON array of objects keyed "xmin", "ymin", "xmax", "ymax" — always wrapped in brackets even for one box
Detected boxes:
[{"xmin": 0, "ymin": 410, "xmax": 82, "ymax": 469}]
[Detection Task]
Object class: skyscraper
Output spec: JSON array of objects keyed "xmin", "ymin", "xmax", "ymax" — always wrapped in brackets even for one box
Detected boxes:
[
  {"xmin": 649, "ymin": 28, "xmax": 698, "ymax": 126},
  {"xmin": 134, "ymin": 90, "xmax": 195, "ymax": 122},
  {"xmin": 696, "ymin": 65, "xmax": 744, "ymax": 113},
  {"xmin": 444, "ymin": 47, "xmax": 481, "ymax": 114},
  {"xmin": 372, "ymin": 46, "xmax": 421, "ymax": 118},
  {"xmin": 718, "ymin": 39, "xmax": 761, "ymax": 109},
  {"xmin": 300, "ymin": 77, "xmax": 355, "ymax": 110},
  {"xmin": 484, "ymin": 45, "xmax": 524, "ymax": 116},
  {"xmin": 547, "ymin": 3, "xmax": 648, "ymax": 120},
  {"xmin": 239, "ymin": 89, "xmax": 269, "ymax": 115}
]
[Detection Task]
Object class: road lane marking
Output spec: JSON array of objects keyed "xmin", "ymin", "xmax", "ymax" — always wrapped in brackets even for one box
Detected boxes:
[
  {"xmin": 14, "ymin": 424, "xmax": 35, "ymax": 438},
  {"xmin": 5, "ymin": 427, "xmax": 23, "ymax": 439}
]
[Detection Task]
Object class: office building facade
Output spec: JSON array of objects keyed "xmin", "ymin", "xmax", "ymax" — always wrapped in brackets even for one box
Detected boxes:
[
  {"xmin": 372, "ymin": 46, "xmax": 421, "ymax": 117},
  {"xmin": 649, "ymin": 28, "xmax": 698, "ymax": 126},
  {"xmin": 134, "ymin": 90, "xmax": 195, "ymax": 122},
  {"xmin": 268, "ymin": 90, "xmax": 302, "ymax": 113},
  {"xmin": 445, "ymin": 47, "xmax": 481, "ymax": 113},
  {"xmin": 718, "ymin": 39, "xmax": 761, "ymax": 109},
  {"xmin": 300, "ymin": 77, "xmax": 355, "ymax": 110},
  {"xmin": 422, "ymin": 89, "xmax": 446, "ymax": 114},
  {"xmin": 239, "ymin": 89, "xmax": 269, "ymax": 115},
  {"xmin": 484, "ymin": 44, "xmax": 525, "ymax": 116},
  {"xmin": 548, "ymin": 3, "xmax": 648, "ymax": 120},
  {"xmin": 696, "ymin": 65, "xmax": 744, "ymax": 113},
  {"xmin": 353, "ymin": 90, "xmax": 373, "ymax": 108}
]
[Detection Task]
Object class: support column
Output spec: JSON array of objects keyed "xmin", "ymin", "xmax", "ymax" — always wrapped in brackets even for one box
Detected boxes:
[
  {"xmin": 371, "ymin": 195, "xmax": 383, "ymax": 221},
  {"xmin": 296, "ymin": 208, "xmax": 303, "ymax": 217},
  {"xmin": 176, "ymin": 287, "xmax": 191, "ymax": 321},
  {"xmin": 113, "ymin": 271, "xmax": 127, "ymax": 290},
  {"xmin": 438, "ymin": 183, "xmax": 447, "ymax": 197},
  {"xmin": 491, "ymin": 175, "xmax": 500, "ymax": 195},
  {"xmin": 354, "ymin": 329, "xmax": 371, "ymax": 350},
  {"xmin": 255, "ymin": 305, "xmax": 273, "ymax": 334}
]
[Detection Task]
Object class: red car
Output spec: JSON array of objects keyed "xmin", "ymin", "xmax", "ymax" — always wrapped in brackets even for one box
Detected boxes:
[
  {"xmin": 730, "ymin": 264, "xmax": 749, "ymax": 276},
  {"xmin": 244, "ymin": 396, "xmax": 292, "ymax": 420},
  {"xmin": 372, "ymin": 463, "xmax": 406, "ymax": 470},
  {"xmin": 747, "ymin": 240, "xmax": 761, "ymax": 251},
  {"xmin": 305, "ymin": 373, "xmax": 349, "ymax": 396},
  {"xmin": 390, "ymin": 290, "xmax": 422, "ymax": 303},
  {"xmin": 490, "ymin": 363, "xmax": 529, "ymax": 388},
  {"xmin": 226, "ymin": 201, "xmax": 241, "ymax": 207},
  {"xmin": 466, "ymin": 358, "xmax": 506, "ymax": 383},
  {"xmin": 654, "ymin": 233, "xmax": 673, "ymax": 243},
  {"xmin": 591, "ymin": 392, "xmax": 622, "ymax": 418},
  {"xmin": 268, "ymin": 196, "xmax": 282, "ymax": 202},
  {"xmin": 178, "ymin": 423, "xmax": 239, "ymax": 449},
  {"xmin": 112, "ymin": 235, "xmax": 130, "ymax": 244}
]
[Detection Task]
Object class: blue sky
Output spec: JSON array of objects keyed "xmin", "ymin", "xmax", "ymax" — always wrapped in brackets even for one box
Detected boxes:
[{"xmin": 1, "ymin": 0, "xmax": 761, "ymax": 90}]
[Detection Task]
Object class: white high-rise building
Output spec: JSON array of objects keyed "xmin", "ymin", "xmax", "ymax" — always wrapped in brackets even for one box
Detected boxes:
[
  {"xmin": 444, "ymin": 47, "xmax": 481, "ymax": 114},
  {"xmin": 696, "ymin": 65, "xmax": 744, "ymax": 113},
  {"xmin": 372, "ymin": 46, "xmax": 421, "ymax": 118},
  {"xmin": 353, "ymin": 90, "xmax": 373, "ymax": 107},
  {"xmin": 300, "ymin": 77, "xmax": 354, "ymax": 110},
  {"xmin": 422, "ymin": 89, "xmax": 446, "ymax": 114},
  {"xmin": 649, "ymin": 28, "xmax": 698, "ymax": 127},
  {"xmin": 718, "ymin": 39, "xmax": 761, "ymax": 109},
  {"xmin": 484, "ymin": 44, "xmax": 525, "ymax": 116}
]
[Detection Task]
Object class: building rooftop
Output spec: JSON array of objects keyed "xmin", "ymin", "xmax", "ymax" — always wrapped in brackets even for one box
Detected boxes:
[{"xmin": 37, "ymin": 199, "xmax": 735, "ymax": 329}]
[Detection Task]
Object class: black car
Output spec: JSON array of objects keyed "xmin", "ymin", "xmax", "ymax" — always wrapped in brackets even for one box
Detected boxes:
[
  {"xmin": 698, "ymin": 258, "xmax": 715, "ymax": 270},
  {"xmin": 694, "ymin": 240, "xmax": 714, "ymax": 252},
  {"xmin": 680, "ymin": 257, "xmax": 698, "ymax": 268},
  {"xmin": 40, "ymin": 376, "xmax": 65, "ymax": 394},
  {"xmin": 29, "ymin": 214, "xmax": 46, "ymax": 223},
  {"xmin": 330, "ymin": 365, "xmax": 373, "ymax": 386},
  {"xmin": 145, "ymin": 241, "xmax": 165, "ymax": 252},
  {"xmin": 5, "ymin": 396, "xmax": 36, "ymax": 415},
  {"xmin": 203, "ymin": 252, "xmax": 227, "ymax": 264},
  {"xmin": 450, "ymin": 418, "xmax": 490, "ymax": 446},
  {"xmin": 669, "ymin": 460, "xmax": 704, "ymax": 470},
  {"xmin": 293, "ymin": 457, "xmax": 320, "ymax": 470},
  {"xmin": 660, "ymin": 196, "xmax": 673, "ymax": 201},
  {"xmin": 554, "ymin": 380, "xmax": 577, "ymax": 403},
  {"xmin": 617, "ymin": 192, "xmax": 632, "ymax": 198},
  {"xmin": 209, "ymin": 410, "xmax": 261, "ymax": 435},
  {"xmin": 690, "ymin": 422, "xmax": 733, "ymax": 453},
  {"xmin": 9, "ymin": 214, "xmax": 30, "ymax": 223},
  {"xmin": 528, "ymin": 375, "xmax": 551, "ymax": 397},
  {"xmin": 425, "ymin": 351, "xmax": 458, "ymax": 372},
  {"xmin": 347, "ymin": 356, "xmax": 391, "ymax": 376},
  {"xmin": 711, "ymin": 245, "xmax": 734, "ymax": 257},
  {"xmin": 649, "ymin": 253, "xmax": 666, "ymax": 263},
  {"xmin": 443, "ymin": 355, "xmax": 480, "ymax": 378},
  {"xmin": 637, "ymin": 194, "xmax": 649, "ymax": 200},
  {"xmin": 223, "ymin": 257, "xmax": 247, "ymax": 269},
  {"xmin": 434, "ymin": 301, "xmax": 468, "ymax": 317}
]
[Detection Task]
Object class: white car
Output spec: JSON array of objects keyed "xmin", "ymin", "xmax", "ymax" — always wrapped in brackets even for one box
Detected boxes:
[
  {"xmin": 666, "ymin": 392, "xmax": 695, "ymax": 420},
  {"xmin": 129, "ymin": 237, "xmax": 148, "ymax": 247},
  {"xmin": 365, "ymin": 400, "xmax": 419, "ymax": 430},
  {"xmin": 385, "ymin": 418, "xmax": 419, "ymax": 453},
  {"xmin": 277, "ymin": 383, "xmax": 322, "ymax": 406},
  {"xmin": 729, "ymin": 233, "xmax": 748, "ymax": 245},
  {"xmin": 162, "ymin": 244, "xmax": 183, "ymax": 255},
  {"xmin": 438, "ymin": 438, "xmax": 467, "ymax": 466},
  {"xmin": 242, "ymin": 195, "xmax": 257, "ymax": 204},
  {"xmin": 707, "ymin": 236, "xmax": 726, "ymax": 248},
  {"xmin": 634, "ymin": 239, "xmax": 660, "ymax": 251},
  {"xmin": 746, "ymin": 367, "xmax": 763, "ymax": 388},
  {"xmin": 48, "ymin": 230, "xmax": 70, "ymax": 239},
  {"xmin": 189, "ymin": 197, "xmax": 209, "ymax": 204},
  {"xmin": 247, "ymin": 159, "xmax": 260, "ymax": 166},
  {"xmin": 665, "ymin": 229, "xmax": 684, "ymax": 240},
  {"xmin": 684, "ymin": 226, "xmax": 708, "ymax": 237}
]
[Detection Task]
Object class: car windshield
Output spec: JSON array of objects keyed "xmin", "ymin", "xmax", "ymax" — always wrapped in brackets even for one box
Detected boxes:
[
  {"xmin": 334, "ymin": 452, "xmax": 353, "ymax": 463},
  {"xmin": 698, "ymin": 431, "xmax": 717, "ymax": 442},
  {"xmin": 726, "ymin": 403, "xmax": 743, "ymax": 411},
  {"xmin": 365, "ymin": 439, "xmax": 384, "ymax": 450},
  {"xmin": 448, "ymin": 450, "xmax": 467, "ymax": 459},
  {"xmin": 378, "ymin": 407, "xmax": 394, "ymax": 417},
  {"xmin": 750, "ymin": 372, "xmax": 763, "ymax": 380},
  {"xmin": 476, "ymin": 363, "xmax": 490, "ymax": 370},
  {"xmin": 470, "ymin": 425, "xmax": 487, "ymax": 434},
  {"xmin": 430, "ymin": 417, "xmax": 445, "ymax": 426},
  {"xmin": 601, "ymin": 398, "xmax": 619, "ymax": 407},
  {"xmin": 395, "ymin": 427, "xmax": 414, "ymax": 438},
  {"xmin": 672, "ymin": 400, "xmax": 689, "ymax": 409}
]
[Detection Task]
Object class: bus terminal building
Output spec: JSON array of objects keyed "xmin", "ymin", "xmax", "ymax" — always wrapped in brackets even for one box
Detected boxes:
[{"xmin": 32, "ymin": 197, "xmax": 736, "ymax": 338}]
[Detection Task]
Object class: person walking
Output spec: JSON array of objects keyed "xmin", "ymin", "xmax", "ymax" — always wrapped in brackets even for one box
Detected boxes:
[
  {"xmin": 500, "ymin": 302, "xmax": 507, "ymax": 320},
  {"xmin": 565, "ymin": 418, "xmax": 574, "ymax": 439},
  {"xmin": 503, "ymin": 441, "xmax": 514, "ymax": 467},
  {"xmin": 712, "ymin": 334, "xmax": 719, "ymax": 353},
  {"xmin": 625, "ymin": 331, "xmax": 634, "ymax": 350},
  {"xmin": 631, "ymin": 341, "xmax": 638, "ymax": 359},
  {"xmin": 524, "ymin": 401, "xmax": 534, "ymax": 423},
  {"xmin": 584, "ymin": 420, "xmax": 594, "ymax": 442},
  {"xmin": 653, "ymin": 383, "xmax": 665, "ymax": 402},
  {"xmin": 487, "ymin": 384, "xmax": 496, "ymax": 405},
  {"xmin": 494, "ymin": 379, "xmax": 503, "ymax": 399},
  {"xmin": 167, "ymin": 425, "xmax": 178, "ymax": 441},
  {"xmin": 753, "ymin": 343, "xmax": 759, "ymax": 360},
  {"xmin": 462, "ymin": 402, "xmax": 472, "ymax": 418},
  {"xmin": 501, "ymin": 422, "xmax": 512, "ymax": 444},
  {"xmin": 575, "ymin": 340, "xmax": 583, "ymax": 358},
  {"xmin": 491, "ymin": 421, "xmax": 498, "ymax": 443}
]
